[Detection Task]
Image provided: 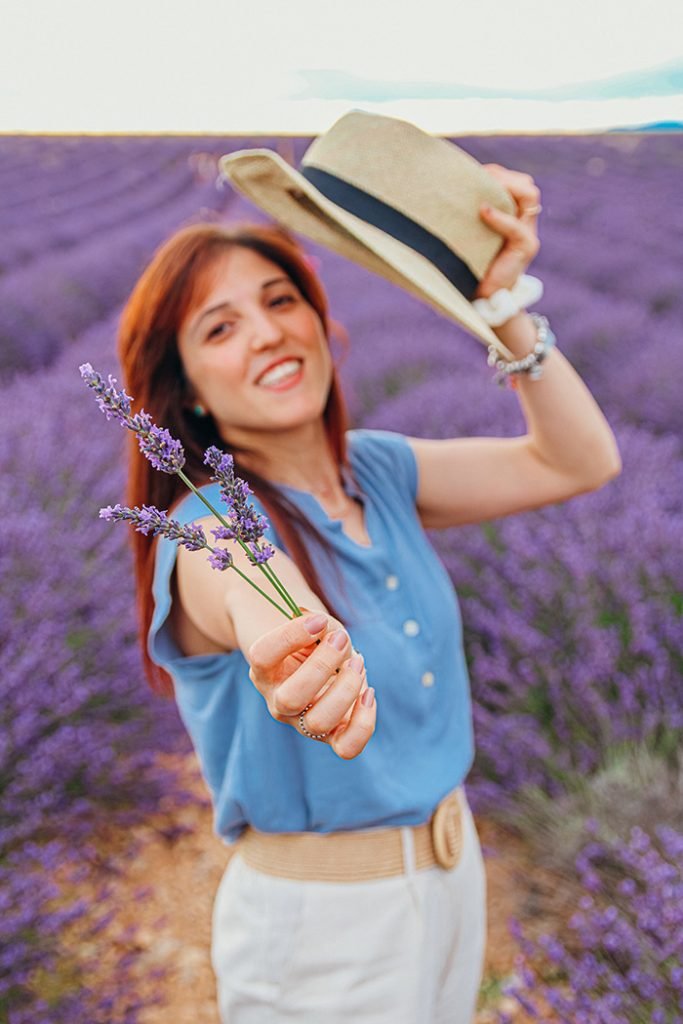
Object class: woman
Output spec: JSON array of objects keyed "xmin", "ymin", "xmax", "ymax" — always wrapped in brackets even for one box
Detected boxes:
[{"xmin": 117, "ymin": 163, "xmax": 621, "ymax": 1024}]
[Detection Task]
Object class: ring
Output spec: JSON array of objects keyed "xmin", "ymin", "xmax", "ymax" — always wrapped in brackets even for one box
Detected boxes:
[
  {"xmin": 524, "ymin": 203, "xmax": 543, "ymax": 216},
  {"xmin": 299, "ymin": 703, "xmax": 328, "ymax": 741}
]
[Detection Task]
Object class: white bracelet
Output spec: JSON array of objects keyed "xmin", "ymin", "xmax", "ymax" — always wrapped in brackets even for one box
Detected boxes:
[
  {"xmin": 487, "ymin": 312, "xmax": 557, "ymax": 387},
  {"xmin": 472, "ymin": 274, "xmax": 544, "ymax": 327}
]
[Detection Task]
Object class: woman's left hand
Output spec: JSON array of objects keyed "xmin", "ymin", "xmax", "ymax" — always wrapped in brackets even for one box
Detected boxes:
[{"xmin": 474, "ymin": 164, "xmax": 542, "ymax": 300}]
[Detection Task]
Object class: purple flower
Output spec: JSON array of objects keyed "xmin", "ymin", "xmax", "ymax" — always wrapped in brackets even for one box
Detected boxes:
[
  {"xmin": 204, "ymin": 444, "xmax": 272, "ymax": 558},
  {"xmin": 207, "ymin": 548, "xmax": 234, "ymax": 571},
  {"xmin": 247, "ymin": 540, "xmax": 276, "ymax": 564},
  {"xmin": 99, "ymin": 504, "xmax": 206, "ymax": 551},
  {"xmin": 135, "ymin": 423, "xmax": 185, "ymax": 474},
  {"xmin": 81, "ymin": 363, "xmax": 186, "ymax": 474},
  {"xmin": 211, "ymin": 525, "xmax": 235, "ymax": 541},
  {"xmin": 504, "ymin": 823, "xmax": 683, "ymax": 1021},
  {"xmin": 203, "ymin": 445, "xmax": 235, "ymax": 483},
  {"xmin": 78, "ymin": 362, "xmax": 133, "ymax": 423}
]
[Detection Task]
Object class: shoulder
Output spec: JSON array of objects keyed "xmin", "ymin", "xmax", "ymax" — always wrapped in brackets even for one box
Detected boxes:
[{"xmin": 346, "ymin": 428, "xmax": 418, "ymax": 504}]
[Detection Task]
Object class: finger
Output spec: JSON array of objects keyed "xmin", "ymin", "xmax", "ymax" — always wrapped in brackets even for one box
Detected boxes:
[
  {"xmin": 480, "ymin": 204, "xmax": 539, "ymax": 255},
  {"xmin": 272, "ymin": 628, "xmax": 353, "ymax": 718},
  {"xmin": 326, "ymin": 660, "xmax": 368, "ymax": 732},
  {"xmin": 298, "ymin": 652, "xmax": 365, "ymax": 736},
  {"xmin": 247, "ymin": 609, "xmax": 338, "ymax": 678},
  {"xmin": 328, "ymin": 684, "xmax": 377, "ymax": 760},
  {"xmin": 513, "ymin": 180, "xmax": 541, "ymax": 217},
  {"xmin": 481, "ymin": 164, "xmax": 541, "ymax": 208}
]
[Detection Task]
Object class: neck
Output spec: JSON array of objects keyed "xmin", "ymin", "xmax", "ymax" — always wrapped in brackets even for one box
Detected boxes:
[{"xmin": 219, "ymin": 419, "xmax": 346, "ymax": 500}]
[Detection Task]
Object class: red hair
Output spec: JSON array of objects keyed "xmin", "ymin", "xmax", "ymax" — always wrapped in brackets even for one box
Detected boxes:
[{"xmin": 117, "ymin": 221, "xmax": 353, "ymax": 697}]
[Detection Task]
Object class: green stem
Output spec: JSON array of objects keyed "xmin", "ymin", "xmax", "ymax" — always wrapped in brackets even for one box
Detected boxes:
[
  {"xmin": 176, "ymin": 468, "xmax": 302, "ymax": 617},
  {"xmin": 202, "ymin": 544, "xmax": 293, "ymax": 618},
  {"xmin": 256, "ymin": 560, "xmax": 304, "ymax": 616}
]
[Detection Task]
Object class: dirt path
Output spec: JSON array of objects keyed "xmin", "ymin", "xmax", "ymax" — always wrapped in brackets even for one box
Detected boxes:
[{"xmin": 98, "ymin": 753, "xmax": 568, "ymax": 1022}]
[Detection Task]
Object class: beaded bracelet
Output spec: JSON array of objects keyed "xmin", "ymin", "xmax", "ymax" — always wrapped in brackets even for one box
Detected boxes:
[{"xmin": 487, "ymin": 312, "xmax": 557, "ymax": 389}]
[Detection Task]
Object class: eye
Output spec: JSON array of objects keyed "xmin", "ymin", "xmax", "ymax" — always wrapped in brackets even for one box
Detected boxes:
[
  {"xmin": 270, "ymin": 293, "xmax": 296, "ymax": 307},
  {"xmin": 206, "ymin": 321, "xmax": 234, "ymax": 341}
]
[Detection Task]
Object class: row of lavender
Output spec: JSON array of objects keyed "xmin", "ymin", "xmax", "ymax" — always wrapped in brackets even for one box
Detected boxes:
[
  {"xmin": 0, "ymin": 136, "xmax": 286, "ymax": 378},
  {"xmin": 0, "ymin": 136, "xmax": 242, "ymax": 1022},
  {"xmin": 0, "ymin": 317, "xmax": 193, "ymax": 1021},
  {"xmin": 1, "ymin": 131, "xmax": 681, "ymax": 1022}
]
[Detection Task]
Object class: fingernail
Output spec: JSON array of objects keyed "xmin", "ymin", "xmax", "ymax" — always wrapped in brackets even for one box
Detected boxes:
[
  {"xmin": 481, "ymin": 203, "xmax": 492, "ymax": 214},
  {"xmin": 361, "ymin": 687, "xmax": 375, "ymax": 708},
  {"xmin": 304, "ymin": 613, "xmax": 327, "ymax": 634},
  {"xmin": 350, "ymin": 652, "xmax": 364, "ymax": 673},
  {"xmin": 327, "ymin": 630, "xmax": 348, "ymax": 651}
]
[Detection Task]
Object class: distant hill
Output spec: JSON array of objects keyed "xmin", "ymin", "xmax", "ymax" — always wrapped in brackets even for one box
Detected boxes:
[
  {"xmin": 608, "ymin": 120, "xmax": 683, "ymax": 132},
  {"xmin": 292, "ymin": 57, "xmax": 683, "ymax": 102}
]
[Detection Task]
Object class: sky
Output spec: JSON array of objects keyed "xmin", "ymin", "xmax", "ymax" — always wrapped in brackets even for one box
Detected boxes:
[{"xmin": 2, "ymin": 0, "xmax": 683, "ymax": 133}]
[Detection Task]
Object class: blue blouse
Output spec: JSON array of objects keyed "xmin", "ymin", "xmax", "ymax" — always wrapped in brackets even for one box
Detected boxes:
[{"xmin": 149, "ymin": 428, "xmax": 475, "ymax": 845}]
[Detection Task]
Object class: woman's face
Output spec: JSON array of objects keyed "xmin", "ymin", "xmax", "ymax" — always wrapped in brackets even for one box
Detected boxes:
[{"xmin": 177, "ymin": 246, "xmax": 334, "ymax": 444}]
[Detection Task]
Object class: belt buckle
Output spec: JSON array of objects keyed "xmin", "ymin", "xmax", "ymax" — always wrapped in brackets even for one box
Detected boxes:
[{"xmin": 430, "ymin": 790, "xmax": 463, "ymax": 870}]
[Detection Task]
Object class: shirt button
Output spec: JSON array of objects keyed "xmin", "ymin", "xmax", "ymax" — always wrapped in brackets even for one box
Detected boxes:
[
  {"xmin": 385, "ymin": 574, "xmax": 400, "ymax": 591},
  {"xmin": 421, "ymin": 671, "xmax": 435, "ymax": 687},
  {"xmin": 403, "ymin": 619, "xmax": 420, "ymax": 637}
]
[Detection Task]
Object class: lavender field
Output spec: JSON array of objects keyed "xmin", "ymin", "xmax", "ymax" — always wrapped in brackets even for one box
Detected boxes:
[{"xmin": 1, "ymin": 131, "xmax": 682, "ymax": 1023}]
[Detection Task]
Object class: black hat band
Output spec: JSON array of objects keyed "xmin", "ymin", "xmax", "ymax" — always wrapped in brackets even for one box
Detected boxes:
[{"xmin": 301, "ymin": 164, "xmax": 479, "ymax": 301}]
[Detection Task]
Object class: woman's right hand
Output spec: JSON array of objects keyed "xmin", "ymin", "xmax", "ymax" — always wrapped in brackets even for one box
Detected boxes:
[{"xmin": 246, "ymin": 609, "xmax": 376, "ymax": 760}]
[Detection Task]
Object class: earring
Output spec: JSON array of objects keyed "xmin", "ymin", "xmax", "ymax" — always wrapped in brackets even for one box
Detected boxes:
[{"xmin": 193, "ymin": 403, "xmax": 207, "ymax": 417}]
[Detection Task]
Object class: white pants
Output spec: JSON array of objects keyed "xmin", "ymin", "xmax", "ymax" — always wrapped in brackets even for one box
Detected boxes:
[{"xmin": 211, "ymin": 790, "xmax": 487, "ymax": 1024}]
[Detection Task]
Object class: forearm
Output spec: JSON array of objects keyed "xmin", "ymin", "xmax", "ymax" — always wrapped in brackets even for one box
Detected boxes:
[{"xmin": 493, "ymin": 311, "xmax": 622, "ymax": 483}]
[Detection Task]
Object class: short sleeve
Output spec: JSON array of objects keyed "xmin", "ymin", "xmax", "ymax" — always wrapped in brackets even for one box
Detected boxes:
[
  {"xmin": 147, "ymin": 481, "xmax": 252, "ymax": 674},
  {"xmin": 346, "ymin": 428, "xmax": 419, "ymax": 507}
]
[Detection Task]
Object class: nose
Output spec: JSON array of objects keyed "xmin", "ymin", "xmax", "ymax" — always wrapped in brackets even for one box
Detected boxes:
[{"xmin": 248, "ymin": 307, "xmax": 286, "ymax": 348}]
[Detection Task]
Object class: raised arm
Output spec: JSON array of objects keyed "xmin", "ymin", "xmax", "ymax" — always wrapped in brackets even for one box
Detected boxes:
[
  {"xmin": 407, "ymin": 164, "xmax": 621, "ymax": 531},
  {"xmin": 408, "ymin": 310, "xmax": 621, "ymax": 529}
]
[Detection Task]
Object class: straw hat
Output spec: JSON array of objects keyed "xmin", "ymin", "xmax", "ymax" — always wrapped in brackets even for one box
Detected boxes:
[{"xmin": 219, "ymin": 109, "xmax": 518, "ymax": 357}]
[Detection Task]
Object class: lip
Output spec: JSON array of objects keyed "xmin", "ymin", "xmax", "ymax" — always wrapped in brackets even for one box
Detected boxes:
[{"xmin": 254, "ymin": 356, "xmax": 302, "ymax": 385}]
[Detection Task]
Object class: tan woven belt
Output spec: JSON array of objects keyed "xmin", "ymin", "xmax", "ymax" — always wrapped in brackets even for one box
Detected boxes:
[{"xmin": 235, "ymin": 786, "xmax": 464, "ymax": 882}]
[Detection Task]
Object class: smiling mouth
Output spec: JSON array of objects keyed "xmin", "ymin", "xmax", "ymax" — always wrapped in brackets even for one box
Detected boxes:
[{"xmin": 256, "ymin": 358, "xmax": 304, "ymax": 388}]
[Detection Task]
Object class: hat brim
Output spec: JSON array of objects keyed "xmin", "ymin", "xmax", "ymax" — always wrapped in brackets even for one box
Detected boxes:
[{"xmin": 219, "ymin": 150, "xmax": 514, "ymax": 359}]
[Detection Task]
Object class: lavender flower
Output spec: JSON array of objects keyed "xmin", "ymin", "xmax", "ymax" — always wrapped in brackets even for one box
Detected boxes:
[
  {"xmin": 203, "ymin": 445, "xmax": 235, "ymax": 482},
  {"xmin": 99, "ymin": 504, "xmax": 209, "ymax": 553},
  {"xmin": 246, "ymin": 540, "xmax": 276, "ymax": 564},
  {"xmin": 100, "ymin": 502, "xmax": 235, "ymax": 570},
  {"xmin": 78, "ymin": 362, "xmax": 133, "ymax": 421},
  {"xmin": 503, "ymin": 823, "xmax": 683, "ymax": 1022},
  {"xmin": 80, "ymin": 363, "xmax": 186, "ymax": 474},
  {"xmin": 2, "ymin": 327, "xmax": 192, "ymax": 1024},
  {"xmin": 134, "ymin": 423, "xmax": 185, "ymax": 474},
  {"xmin": 207, "ymin": 548, "xmax": 235, "ymax": 571},
  {"xmin": 204, "ymin": 445, "xmax": 272, "ymax": 551}
]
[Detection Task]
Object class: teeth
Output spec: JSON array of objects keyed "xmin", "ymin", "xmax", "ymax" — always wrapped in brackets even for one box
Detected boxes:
[{"xmin": 258, "ymin": 359, "xmax": 302, "ymax": 386}]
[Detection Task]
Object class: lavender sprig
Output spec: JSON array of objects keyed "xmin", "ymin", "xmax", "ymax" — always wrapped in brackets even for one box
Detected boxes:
[
  {"xmin": 80, "ymin": 363, "xmax": 302, "ymax": 619},
  {"xmin": 79, "ymin": 364, "xmax": 185, "ymax": 474},
  {"xmin": 100, "ymin": 504, "xmax": 207, "ymax": 549},
  {"xmin": 170, "ymin": 464, "xmax": 300, "ymax": 616},
  {"xmin": 203, "ymin": 445, "xmax": 293, "ymax": 610},
  {"xmin": 99, "ymin": 504, "xmax": 291, "ymax": 617}
]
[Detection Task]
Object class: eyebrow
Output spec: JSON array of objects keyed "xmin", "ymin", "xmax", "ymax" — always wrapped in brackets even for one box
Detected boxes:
[{"xmin": 193, "ymin": 276, "xmax": 292, "ymax": 330}]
